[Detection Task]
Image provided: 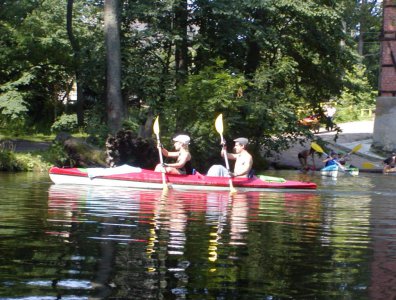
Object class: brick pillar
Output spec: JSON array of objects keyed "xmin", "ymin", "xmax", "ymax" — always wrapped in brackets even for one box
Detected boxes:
[{"xmin": 373, "ymin": 0, "xmax": 396, "ymax": 152}]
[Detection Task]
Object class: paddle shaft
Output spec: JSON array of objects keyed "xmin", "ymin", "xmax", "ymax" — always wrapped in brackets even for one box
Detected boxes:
[
  {"xmin": 220, "ymin": 133, "xmax": 235, "ymax": 190},
  {"xmin": 155, "ymin": 133, "xmax": 168, "ymax": 186},
  {"xmin": 215, "ymin": 113, "xmax": 236, "ymax": 193},
  {"xmin": 220, "ymin": 134, "xmax": 231, "ymax": 170}
]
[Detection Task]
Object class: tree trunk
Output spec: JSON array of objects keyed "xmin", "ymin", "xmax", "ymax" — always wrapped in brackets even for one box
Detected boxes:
[
  {"xmin": 104, "ymin": 0, "xmax": 123, "ymax": 134},
  {"xmin": 174, "ymin": 0, "xmax": 189, "ymax": 86},
  {"xmin": 66, "ymin": 0, "xmax": 84, "ymax": 126}
]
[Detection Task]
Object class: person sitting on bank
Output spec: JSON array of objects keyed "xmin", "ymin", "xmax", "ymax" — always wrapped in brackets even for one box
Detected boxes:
[
  {"xmin": 154, "ymin": 134, "xmax": 192, "ymax": 175},
  {"xmin": 383, "ymin": 152, "xmax": 396, "ymax": 173},
  {"xmin": 207, "ymin": 137, "xmax": 253, "ymax": 178},
  {"xmin": 298, "ymin": 147, "xmax": 316, "ymax": 171}
]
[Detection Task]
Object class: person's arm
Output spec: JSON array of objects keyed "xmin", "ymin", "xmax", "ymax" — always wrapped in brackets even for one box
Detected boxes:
[
  {"xmin": 226, "ymin": 152, "xmax": 238, "ymax": 160},
  {"xmin": 162, "ymin": 149, "xmax": 179, "ymax": 158},
  {"xmin": 164, "ymin": 152, "xmax": 190, "ymax": 168},
  {"xmin": 160, "ymin": 147, "xmax": 169, "ymax": 157},
  {"xmin": 220, "ymin": 148, "xmax": 237, "ymax": 160}
]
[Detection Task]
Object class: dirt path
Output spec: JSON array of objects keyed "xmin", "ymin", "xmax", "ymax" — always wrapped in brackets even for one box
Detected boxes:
[{"xmin": 1, "ymin": 139, "xmax": 51, "ymax": 152}]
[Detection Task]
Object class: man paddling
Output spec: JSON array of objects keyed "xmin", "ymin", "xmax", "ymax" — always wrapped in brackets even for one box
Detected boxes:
[{"xmin": 207, "ymin": 137, "xmax": 253, "ymax": 178}]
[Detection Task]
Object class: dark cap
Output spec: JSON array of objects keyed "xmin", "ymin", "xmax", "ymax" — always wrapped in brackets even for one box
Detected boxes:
[{"xmin": 233, "ymin": 137, "xmax": 249, "ymax": 146}]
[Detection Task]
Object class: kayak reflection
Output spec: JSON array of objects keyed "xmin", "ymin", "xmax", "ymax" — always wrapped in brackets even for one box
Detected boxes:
[{"xmin": 47, "ymin": 184, "xmax": 320, "ymax": 298}]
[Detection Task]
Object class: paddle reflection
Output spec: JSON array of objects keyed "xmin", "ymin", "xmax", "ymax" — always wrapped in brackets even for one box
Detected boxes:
[
  {"xmin": 47, "ymin": 185, "xmax": 320, "ymax": 297},
  {"xmin": 48, "ymin": 185, "xmax": 320, "ymax": 247}
]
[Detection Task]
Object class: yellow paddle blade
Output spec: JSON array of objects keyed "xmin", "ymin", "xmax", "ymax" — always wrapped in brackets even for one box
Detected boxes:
[
  {"xmin": 351, "ymin": 143, "xmax": 362, "ymax": 154},
  {"xmin": 153, "ymin": 116, "xmax": 160, "ymax": 135},
  {"xmin": 362, "ymin": 162, "xmax": 375, "ymax": 169},
  {"xmin": 311, "ymin": 142, "xmax": 324, "ymax": 154},
  {"xmin": 230, "ymin": 188, "xmax": 237, "ymax": 195},
  {"xmin": 215, "ymin": 114, "xmax": 223, "ymax": 135}
]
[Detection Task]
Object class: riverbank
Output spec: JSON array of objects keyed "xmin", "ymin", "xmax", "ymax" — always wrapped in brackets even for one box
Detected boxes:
[
  {"xmin": 268, "ymin": 119, "xmax": 384, "ymax": 172},
  {"xmin": 1, "ymin": 120, "xmax": 385, "ymax": 172}
]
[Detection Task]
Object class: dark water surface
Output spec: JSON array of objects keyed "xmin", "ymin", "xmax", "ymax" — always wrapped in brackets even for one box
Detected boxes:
[{"xmin": 0, "ymin": 171, "xmax": 395, "ymax": 299}]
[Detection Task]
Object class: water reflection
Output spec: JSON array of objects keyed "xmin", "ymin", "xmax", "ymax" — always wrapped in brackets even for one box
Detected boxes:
[
  {"xmin": 3, "ymin": 171, "xmax": 396, "ymax": 298},
  {"xmin": 46, "ymin": 185, "xmax": 327, "ymax": 298}
]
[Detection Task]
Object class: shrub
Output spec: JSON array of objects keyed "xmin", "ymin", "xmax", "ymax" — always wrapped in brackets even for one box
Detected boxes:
[
  {"xmin": 84, "ymin": 106, "xmax": 109, "ymax": 146},
  {"xmin": 51, "ymin": 114, "xmax": 78, "ymax": 133}
]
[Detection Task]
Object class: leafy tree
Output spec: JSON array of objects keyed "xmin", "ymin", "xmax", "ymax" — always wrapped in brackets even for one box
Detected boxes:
[
  {"xmin": 174, "ymin": 60, "xmax": 247, "ymax": 170},
  {"xmin": 0, "ymin": 0, "xmax": 382, "ymax": 165},
  {"xmin": 341, "ymin": 0, "xmax": 382, "ymax": 89},
  {"xmin": 0, "ymin": 0, "xmax": 73, "ymax": 132},
  {"xmin": 336, "ymin": 63, "xmax": 377, "ymax": 122}
]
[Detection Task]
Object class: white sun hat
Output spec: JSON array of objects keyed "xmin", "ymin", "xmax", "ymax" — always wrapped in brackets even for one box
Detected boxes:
[{"xmin": 173, "ymin": 134, "xmax": 190, "ymax": 145}]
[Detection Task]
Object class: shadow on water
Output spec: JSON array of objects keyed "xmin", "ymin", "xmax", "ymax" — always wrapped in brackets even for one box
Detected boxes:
[{"xmin": 0, "ymin": 171, "xmax": 396, "ymax": 299}]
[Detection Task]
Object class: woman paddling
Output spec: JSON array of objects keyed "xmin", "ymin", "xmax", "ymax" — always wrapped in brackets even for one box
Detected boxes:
[{"xmin": 154, "ymin": 134, "xmax": 192, "ymax": 175}]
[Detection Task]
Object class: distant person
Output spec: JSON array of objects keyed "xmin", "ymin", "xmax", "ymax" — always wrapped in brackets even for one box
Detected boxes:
[
  {"xmin": 154, "ymin": 135, "xmax": 191, "ymax": 175},
  {"xmin": 338, "ymin": 151, "xmax": 351, "ymax": 166},
  {"xmin": 207, "ymin": 137, "xmax": 253, "ymax": 178},
  {"xmin": 298, "ymin": 148, "xmax": 316, "ymax": 171},
  {"xmin": 324, "ymin": 104, "xmax": 336, "ymax": 131},
  {"xmin": 323, "ymin": 151, "xmax": 339, "ymax": 167},
  {"xmin": 383, "ymin": 152, "xmax": 396, "ymax": 173}
]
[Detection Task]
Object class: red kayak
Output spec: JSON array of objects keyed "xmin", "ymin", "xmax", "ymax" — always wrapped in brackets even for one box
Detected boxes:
[{"xmin": 49, "ymin": 165, "xmax": 317, "ymax": 192}]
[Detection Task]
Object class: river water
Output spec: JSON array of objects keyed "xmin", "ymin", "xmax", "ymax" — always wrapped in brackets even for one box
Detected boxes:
[{"xmin": 0, "ymin": 171, "xmax": 395, "ymax": 299}]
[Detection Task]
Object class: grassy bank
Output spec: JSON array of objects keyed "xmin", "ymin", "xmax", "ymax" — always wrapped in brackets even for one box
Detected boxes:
[
  {"xmin": 0, "ymin": 150, "xmax": 51, "ymax": 172},
  {"xmin": 0, "ymin": 135, "xmax": 63, "ymax": 172}
]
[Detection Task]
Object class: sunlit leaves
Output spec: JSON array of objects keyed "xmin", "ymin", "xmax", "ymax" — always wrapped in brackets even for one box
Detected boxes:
[{"xmin": 0, "ymin": 90, "xmax": 28, "ymax": 119}]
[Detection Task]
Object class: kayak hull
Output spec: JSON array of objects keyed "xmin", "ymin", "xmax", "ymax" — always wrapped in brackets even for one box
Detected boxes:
[
  {"xmin": 320, "ymin": 165, "xmax": 359, "ymax": 177},
  {"xmin": 49, "ymin": 167, "xmax": 317, "ymax": 192}
]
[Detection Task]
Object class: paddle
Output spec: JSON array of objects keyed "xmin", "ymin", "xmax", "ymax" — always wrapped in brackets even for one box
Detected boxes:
[
  {"xmin": 362, "ymin": 162, "xmax": 382, "ymax": 169},
  {"xmin": 338, "ymin": 143, "xmax": 362, "ymax": 166},
  {"xmin": 310, "ymin": 141, "xmax": 353, "ymax": 175},
  {"xmin": 153, "ymin": 116, "xmax": 169, "ymax": 190},
  {"xmin": 349, "ymin": 144, "xmax": 362, "ymax": 155},
  {"xmin": 215, "ymin": 114, "xmax": 237, "ymax": 194}
]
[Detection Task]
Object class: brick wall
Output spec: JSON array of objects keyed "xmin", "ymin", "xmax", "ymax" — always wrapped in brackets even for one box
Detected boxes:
[{"xmin": 379, "ymin": 0, "xmax": 396, "ymax": 96}]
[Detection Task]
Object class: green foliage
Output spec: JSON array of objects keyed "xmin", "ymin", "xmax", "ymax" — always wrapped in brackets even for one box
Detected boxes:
[
  {"xmin": 335, "ymin": 63, "xmax": 376, "ymax": 122},
  {"xmin": 51, "ymin": 113, "xmax": 78, "ymax": 133},
  {"xmin": 173, "ymin": 60, "xmax": 247, "ymax": 170},
  {"xmin": 0, "ymin": 150, "xmax": 22, "ymax": 171},
  {"xmin": 339, "ymin": 64, "xmax": 376, "ymax": 107},
  {"xmin": 0, "ymin": 141, "xmax": 50, "ymax": 171},
  {"xmin": 341, "ymin": 0, "xmax": 382, "ymax": 89},
  {"xmin": 84, "ymin": 105, "xmax": 109, "ymax": 146},
  {"xmin": 242, "ymin": 58, "xmax": 309, "ymax": 154},
  {"xmin": 0, "ymin": 0, "xmax": 383, "ymax": 169},
  {"xmin": 0, "ymin": 72, "xmax": 32, "ymax": 129},
  {"xmin": 43, "ymin": 141, "xmax": 75, "ymax": 168}
]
